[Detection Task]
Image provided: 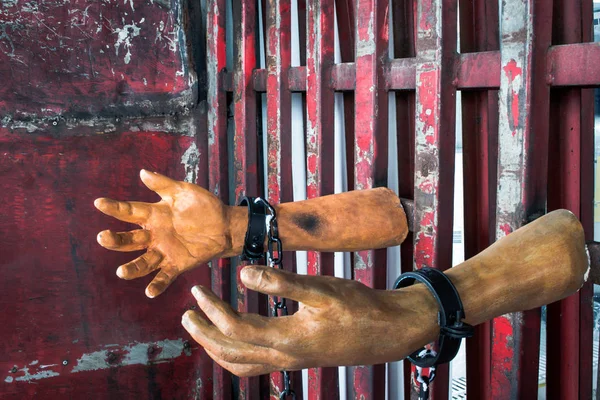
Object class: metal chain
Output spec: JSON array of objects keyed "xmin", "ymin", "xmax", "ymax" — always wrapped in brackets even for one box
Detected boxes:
[
  {"xmin": 414, "ymin": 348, "xmax": 437, "ymax": 400},
  {"xmin": 254, "ymin": 198, "xmax": 295, "ymax": 400}
]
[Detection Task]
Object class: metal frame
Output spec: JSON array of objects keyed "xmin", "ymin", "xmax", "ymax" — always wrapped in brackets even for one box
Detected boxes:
[{"xmin": 206, "ymin": 0, "xmax": 600, "ymax": 398}]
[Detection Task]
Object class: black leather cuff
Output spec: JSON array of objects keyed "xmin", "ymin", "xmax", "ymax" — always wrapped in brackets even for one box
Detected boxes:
[
  {"xmin": 238, "ymin": 197, "xmax": 267, "ymax": 261},
  {"xmin": 394, "ymin": 267, "xmax": 474, "ymax": 368}
]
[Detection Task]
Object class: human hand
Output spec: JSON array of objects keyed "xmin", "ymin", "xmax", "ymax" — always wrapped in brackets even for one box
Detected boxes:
[
  {"xmin": 180, "ymin": 265, "xmax": 436, "ymax": 376},
  {"xmin": 95, "ymin": 170, "xmax": 234, "ymax": 298}
]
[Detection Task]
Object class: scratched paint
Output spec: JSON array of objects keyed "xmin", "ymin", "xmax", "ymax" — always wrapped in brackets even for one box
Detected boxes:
[
  {"xmin": 114, "ymin": 19, "xmax": 144, "ymax": 64},
  {"xmin": 412, "ymin": 0, "xmax": 458, "ymax": 398},
  {"xmin": 491, "ymin": 0, "xmax": 547, "ymax": 398},
  {"xmin": 350, "ymin": 1, "xmax": 390, "ymax": 399},
  {"xmin": 181, "ymin": 141, "xmax": 200, "ymax": 183},
  {"xmin": 3, "ymin": 339, "xmax": 190, "ymax": 384},
  {"xmin": 0, "ymin": 0, "xmax": 191, "ymax": 118},
  {"xmin": 305, "ymin": 0, "xmax": 338, "ymax": 398}
]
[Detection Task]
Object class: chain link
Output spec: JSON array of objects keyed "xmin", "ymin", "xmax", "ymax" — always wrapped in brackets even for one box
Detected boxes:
[{"xmin": 255, "ymin": 198, "xmax": 295, "ymax": 400}]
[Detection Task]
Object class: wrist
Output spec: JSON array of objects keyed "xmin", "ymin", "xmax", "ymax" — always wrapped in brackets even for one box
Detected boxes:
[
  {"xmin": 223, "ymin": 205, "xmax": 248, "ymax": 258},
  {"xmin": 377, "ymin": 285, "xmax": 440, "ymax": 362}
]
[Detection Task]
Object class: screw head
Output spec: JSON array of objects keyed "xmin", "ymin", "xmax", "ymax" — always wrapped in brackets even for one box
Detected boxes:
[
  {"xmin": 10, "ymin": 367, "xmax": 17, "ymax": 373},
  {"xmin": 62, "ymin": 360, "xmax": 68, "ymax": 366},
  {"xmin": 183, "ymin": 341, "xmax": 191, "ymax": 350},
  {"xmin": 52, "ymin": 121, "xmax": 58, "ymax": 126}
]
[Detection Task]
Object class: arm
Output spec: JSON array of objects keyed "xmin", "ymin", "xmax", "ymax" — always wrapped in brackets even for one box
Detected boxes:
[
  {"xmin": 95, "ymin": 170, "xmax": 408, "ymax": 297},
  {"xmin": 225, "ymin": 186, "xmax": 409, "ymax": 256},
  {"xmin": 181, "ymin": 209, "xmax": 589, "ymax": 375}
]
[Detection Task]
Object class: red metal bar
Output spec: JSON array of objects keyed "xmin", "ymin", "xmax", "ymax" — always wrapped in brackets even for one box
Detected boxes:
[
  {"xmin": 334, "ymin": 0, "xmax": 356, "ymax": 193},
  {"xmin": 458, "ymin": 0, "xmax": 499, "ymax": 398},
  {"xmin": 457, "ymin": 52, "xmax": 501, "ymax": 90},
  {"xmin": 547, "ymin": 43, "xmax": 600, "ymax": 88},
  {"xmin": 349, "ymin": 1, "xmax": 389, "ymax": 399},
  {"xmin": 390, "ymin": 2, "xmax": 416, "ymax": 396},
  {"xmin": 207, "ymin": 0, "xmax": 232, "ymax": 398},
  {"xmin": 232, "ymin": 0, "xmax": 261, "ymax": 398},
  {"xmin": 413, "ymin": 0, "xmax": 457, "ymax": 398},
  {"xmin": 491, "ymin": 0, "xmax": 552, "ymax": 398},
  {"xmin": 233, "ymin": 44, "xmax": 600, "ymax": 94},
  {"xmin": 385, "ymin": 58, "xmax": 418, "ymax": 90},
  {"xmin": 546, "ymin": 1, "xmax": 586, "ymax": 398},
  {"xmin": 579, "ymin": 3, "xmax": 594, "ymax": 399},
  {"xmin": 305, "ymin": 0, "xmax": 338, "ymax": 398},
  {"xmin": 265, "ymin": 0, "xmax": 298, "ymax": 397}
]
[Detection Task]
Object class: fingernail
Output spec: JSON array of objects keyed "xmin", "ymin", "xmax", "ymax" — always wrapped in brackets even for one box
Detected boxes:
[
  {"xmin": 145, "ymin": 286, "xmax": 156, "ymax": 299},
  {"xmin": 191, "ymin": 285, "xmax": 203, "ymax": 300},
  {"xmin": 116, "ymin": 266, "xmax": 125, "ymax": 279},
  {"xmin": 94, "ymin": 198, "xmax": 102, "ymax": 208},
  {"xmin": 240, "ymin": 266, "xmax": 258, "ymax": 282}
]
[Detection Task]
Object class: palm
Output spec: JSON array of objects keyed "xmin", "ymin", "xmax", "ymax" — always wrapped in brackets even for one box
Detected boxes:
[{"xmin": 95, "ymin": 170, "xmax": 229, "ymax": 298}]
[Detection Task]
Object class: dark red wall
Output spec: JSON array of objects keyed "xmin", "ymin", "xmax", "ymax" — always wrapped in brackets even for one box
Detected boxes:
[{"xmin": 0, "ymin": 1, "xmax": 212, "ymax": 398}]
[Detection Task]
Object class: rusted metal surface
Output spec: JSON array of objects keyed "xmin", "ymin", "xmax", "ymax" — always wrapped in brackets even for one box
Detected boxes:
[
  {"xmin": 413, "ymin": 0, "xmax": 457, "ymax": 398},
  {"xmin": 232, "ymin": 0, "xmax": 261, "ymax": 398},
  {"xmin": 547, "ymin": 43, "xmax": 600, "ymax": 88},
  {"xmin": 206, "ymin": 0, "xmax": 232, "ymax": 398},
  {"xmin": 265, "ymin": 0, "xmax": 303, "ymax": 397},
  {"xmin": 458, "ymin": 0, "xmax": 499, "ymax": 398},
  {"xmin": 0, "ymin": 131, "xmax": 212, "ymax": 399},
  {"xmin": 579, "ymin": 2, "xmax": 595, "ymax": 399},
  {"xmin": 546, "ymin": 1, "xmax": 583, "ymax": 398},
  {"xmin": 235, "ymin": 43, "xmax": 600, "ymax": 95},
  {"xmin": 348, "ymin": 1, "xmax": 389, "ymax": 398},
  {"xmin": 390, "ymin": 0, "xmax": 416, "ymax": 396},
  {"xmin": 0, "ymin": 0, "xmax": 195, "ymax": 120},
  {"xmin": 491, "ymin": 0, "xmax": 552, "ymax": 397},
  {"xmin": 457, "ymin": 52, "xmax": 501, "ymax": 90},
  {"xmin": 305, "ymin": 0, "xmax": 338, "ymax": 398}
]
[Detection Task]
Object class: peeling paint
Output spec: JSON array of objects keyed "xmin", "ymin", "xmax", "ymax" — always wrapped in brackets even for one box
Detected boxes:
[
  {"xmin": 181, "ymin": 141, "xmax": 200, "ymax": 183},
  {"xmin": 114, "ymin": 18, "xmax": 143, "ymax": 64},
  {"xmin": 4, "ymin": 339, "xmax": 192, "ymax": 384},
  {"xmin": 72, "ymin": 339, "xmax": 189, "ymax": 373}
]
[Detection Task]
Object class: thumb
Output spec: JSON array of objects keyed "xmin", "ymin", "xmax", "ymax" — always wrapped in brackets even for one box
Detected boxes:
[
  {"xmin": 240, "ymin": 265, "xmax": 330, "ymax": 307},
  {"xmin": 139, "ymin": 169, "xmax": 180, "ymax": 200}
]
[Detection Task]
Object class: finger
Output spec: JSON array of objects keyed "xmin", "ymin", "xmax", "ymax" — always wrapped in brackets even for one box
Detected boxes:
[
  {"xmin": 205, "ymin": 349, "xmax": 274, "ymax": 377},
  {"xmin": 139, "ymin": 169, "xmax": 180, "ymax": 200},
  {"xmin": 191, "ymin": 285, "xmax": 267, "ymax": 344},
  {"xmin": 181, "ymin": 310, "xmax": 287, "ymax": 366},
  {"xmin": 146, "ymin": 268, "xmax": 178, "ymax": 298},
  {"xmin": 97, "ymin": 229, "xmax": 151, "ymax": 252},
  {"xmin": 240, "ymin": 265, "xmax": 330, "ymax": 307},
  {"xmin": 94, "ymin": 198, "xmax": 151, "ymax": 225},
  {"xmin": 117, "ymin": 250, "xmax": 163, "ymax": 280}
]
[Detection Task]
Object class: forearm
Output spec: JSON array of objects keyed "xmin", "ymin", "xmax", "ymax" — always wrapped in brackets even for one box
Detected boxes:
[
  {"xmin": 378, "ymin": 209, "xmax": 588, "ymax": 365},
  {"xmin": 223, "ymin": 188, "xmax": 409, "ymax": 257}
]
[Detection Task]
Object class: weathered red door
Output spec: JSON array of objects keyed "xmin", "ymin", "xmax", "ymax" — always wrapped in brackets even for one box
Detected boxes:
[{"xmin": 0, "ymin": 0, "xmax": 213, "ymax": 398}]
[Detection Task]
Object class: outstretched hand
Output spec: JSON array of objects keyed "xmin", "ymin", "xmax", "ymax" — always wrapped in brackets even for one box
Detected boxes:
[
  {"xmin": 181, "ymin": 265, "xmax": 435, "ymax": 376},
  {"xmin": 95, "ymin": 170, "xmax": 233, "ymax": 298}
]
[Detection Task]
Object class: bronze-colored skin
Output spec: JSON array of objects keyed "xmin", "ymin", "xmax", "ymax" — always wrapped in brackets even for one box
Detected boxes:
[{"xmin": 95, "ymin": 170, "xmax": 590, "ymax": 377}]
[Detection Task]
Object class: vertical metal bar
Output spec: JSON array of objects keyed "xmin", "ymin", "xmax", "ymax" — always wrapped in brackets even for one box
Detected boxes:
[
  {"xmin": 413, "ymin": 0, "xmax": 457, "ymax": 398},
  {"xmin": 349, "ymin": 0, "xmax": 389, "ymax": 399},
  {"xmin": 579, "ymin": 2, "xmax": 594, "ymax": 399},
  {"xmin": 491, "ymin": 0, "xmax": 551, "ymax": 398},
  {"xmin": 546, "ymin": 2, "xmax": 585, "ymax": 398},
  {"xmin": 458, "ymin": 0, "xmax": 499, "ymax": 398},
  {"xmin": 305, "ymin": 0, "xmax": 338, "ymax": 398},
  {"xmin": 207, "ymin": 0, "xmax": 232, "ymax": 399},
  {"xmin": 232, "ymin": 0, "xmax": 260, "ymax": 398},
  {"xmin": 334, "ymin": 0, "xmax": 356, "ymax": 192},
  {"xmin": 391, "ymin": 2, "xmax": 416, "ymax": 397},
  {"xmin": 265, "ymin": 0, "xmax": 297, "ymax": 398}
]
